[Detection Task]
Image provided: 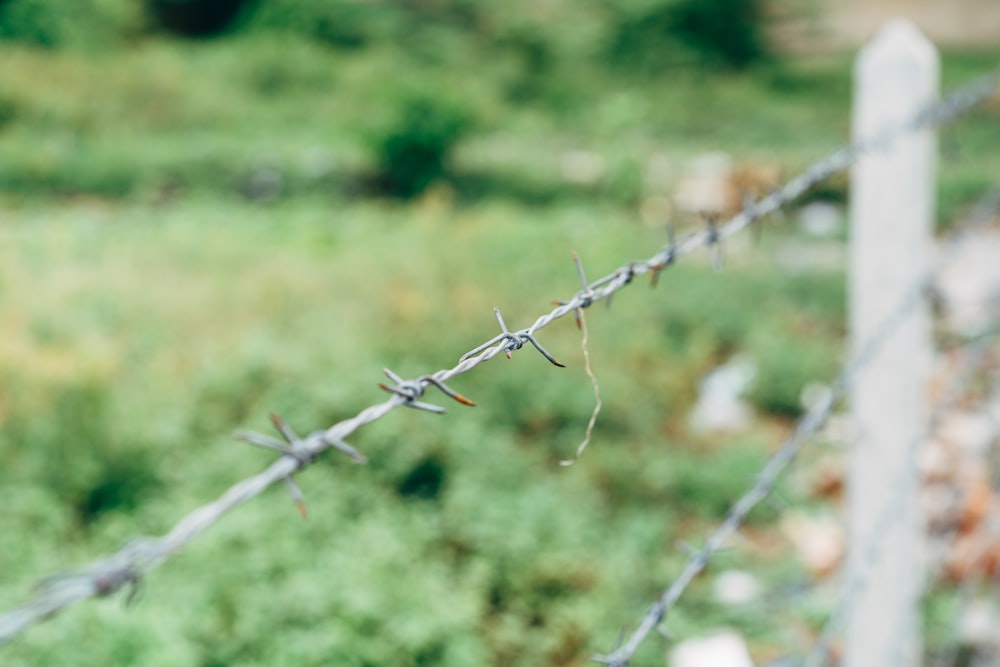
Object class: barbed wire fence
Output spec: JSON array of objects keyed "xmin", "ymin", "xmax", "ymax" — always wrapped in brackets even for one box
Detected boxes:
[{"xmin": 2, "ymin": 19, "xmax": 1000, "ymax": 666}]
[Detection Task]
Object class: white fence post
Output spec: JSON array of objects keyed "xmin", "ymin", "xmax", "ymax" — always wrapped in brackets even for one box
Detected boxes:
[{"xmin": 847, "ymin": 19, "xmax": 937, "ymax": 667}]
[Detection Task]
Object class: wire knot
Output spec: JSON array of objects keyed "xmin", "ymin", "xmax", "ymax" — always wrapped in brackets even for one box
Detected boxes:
[
  {"xmin": 460, "ymin": 307, "xmax": 565, "ymax": 367},
  {"xmin": 378, "ymin": 368, "xmax": 476, "ymax": 413},
  {"xmin": 235, "ymin": 413, "xmax": 366, "ymax": 517}
]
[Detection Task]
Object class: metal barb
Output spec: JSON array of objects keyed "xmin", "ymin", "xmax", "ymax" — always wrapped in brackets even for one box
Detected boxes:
[
  {"xmin": 419, "ymin": 375, "xmax": 477, "ymax": 407},
  {"xmin": 378, "ymin": 367, "xmax": 475, "ymax": 408},
  {"xmin": 236, "ymin": 412, "xmax": 365, "ymax": 515},
  {"xmin": 649, "ymin": 223, "xmax": 678, "ymax": 288},
  {"xmin": 703, "ymin": 213, "xmax": 724, "ymax": 271},
  {"xmin": 318, "ymin": 432, "xmax": 368, "ymax": 464},
  {"xmin": 262, "ymin": 413, "xmax": 315, "ymax": 515},
  {"xmin": 555, "ymin": 251, "xmax": 597, "ymax": 328},
  {"xmin": 460, "ymin": 307, "xmax": 566, "ymax": 367},
  {"xmin": 377, "ymin": 368, "xmax": 447, "ymax": 414},
  {"xmin": 283, "ymin": 477, "xmax": 309, "ymax": 518}
]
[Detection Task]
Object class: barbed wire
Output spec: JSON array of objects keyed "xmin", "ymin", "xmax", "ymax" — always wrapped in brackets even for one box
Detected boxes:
[
  {"xmin": 592, "ymin": 94, "xmax": 1000, "ymax": 667},
  {"xmin": 592, "ymin": 239, "xmax": 936, "ymax": 666},
  {"xmin": 1, "ymin": 65, "xmax": 998, "ymax": 647},
  {"xmin": 772, "ymin": 176, "xmax": 1000, "ymax": 667}
]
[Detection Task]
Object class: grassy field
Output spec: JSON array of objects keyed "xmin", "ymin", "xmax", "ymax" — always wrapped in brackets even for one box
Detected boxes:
[{"xmin": 1, "ymin": 20, "xmax": 998, "ymax": 667}]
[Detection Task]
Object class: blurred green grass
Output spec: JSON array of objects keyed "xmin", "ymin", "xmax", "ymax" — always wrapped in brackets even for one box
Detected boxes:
[
  {"xmin": 0, "ymin": 197, "xmax": 841, "ymax": 666},
  {"xmin": 1, "ymin": 18, "xmax": 998, "ymax": 667}
]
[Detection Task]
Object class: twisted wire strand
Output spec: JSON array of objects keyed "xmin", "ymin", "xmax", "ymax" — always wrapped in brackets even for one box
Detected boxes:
[{"xmin": 1, "ymin": 65, "xmax": 998, "ymax": 647}]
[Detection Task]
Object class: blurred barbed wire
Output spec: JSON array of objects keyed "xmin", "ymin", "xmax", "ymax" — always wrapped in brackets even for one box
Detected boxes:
[{"xmin": 593, "ymin": 105, "xmax": 1000, "ymax": 667}]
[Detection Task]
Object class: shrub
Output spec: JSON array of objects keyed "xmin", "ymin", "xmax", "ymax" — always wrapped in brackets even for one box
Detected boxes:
[
  {"xmin": 608, "ymin": 0, "xmax": 771, "ymax": 72},
  {"xmin": 670, "ymin": 0, "xmax": 770, "ymax": 69},
  {"xmin": 749, "ymin": 332, "xmax": 837, "ymax": 418},
  {"xmin": 146, "ymin": 0, "xmax": 250, "ymax": 37},
  {"xmin": 371, "ymin": 91, "xmax": 474, "ymax": 199},
  {"xmin": 241, "ymin": 0, "xmax": 403, "ymax": 48}
]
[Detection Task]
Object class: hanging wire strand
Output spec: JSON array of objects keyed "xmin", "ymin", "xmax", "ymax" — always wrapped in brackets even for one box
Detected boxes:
[{"xmin": 1, "ymin": 66, "xmax": 998, "ymax": 648}]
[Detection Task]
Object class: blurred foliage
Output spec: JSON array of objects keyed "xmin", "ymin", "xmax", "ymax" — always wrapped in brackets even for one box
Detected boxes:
[
  {"xmin": 609, "ymin": 0, "xmax": 771, "ymax": 71},
  {"xmin": 669, "ymin": 0, "xmax": 770, "ymax": 68},
  {"xmin": 240, "ymin": 0, "xmax": 404, "ymax": 47},
  {"xmin": 0, "ymin": 5, "xmax": 999, "ymax": 665},
  {"xmin": 0, "ymin": 202, "xmax": 828, "ymax": 666},
  {"xmin": 147, "ymin": 0, "xmax": 248, "ymax": 37},
  {"xmin": 370, "ymin": 91, "xmax": 475, "ymax": 198},
  {"xmin": 0, "ymin": 0, "xmax": 144, "ymax": 48}
]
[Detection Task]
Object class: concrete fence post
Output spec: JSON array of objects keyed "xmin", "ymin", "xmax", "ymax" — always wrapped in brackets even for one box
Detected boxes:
[{"xmin": 846, "ymin": 19, "xmax": 938, "ymax": 667}]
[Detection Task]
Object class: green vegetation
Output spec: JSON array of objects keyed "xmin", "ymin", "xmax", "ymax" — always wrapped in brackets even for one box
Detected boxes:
[{"xmin": 1, "ymin": 4, "xmax": 998, "ymax": 666}]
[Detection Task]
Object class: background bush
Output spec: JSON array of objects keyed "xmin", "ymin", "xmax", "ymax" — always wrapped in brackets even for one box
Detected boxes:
[{"xmin": 370, "ymin": 90, "xmax": 476, "ymax": 198}]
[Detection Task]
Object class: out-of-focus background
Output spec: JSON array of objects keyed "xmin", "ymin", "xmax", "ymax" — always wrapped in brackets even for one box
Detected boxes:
[{"xmin": 0, "ymin": 1, "xmax": 998, "ymax": 666}]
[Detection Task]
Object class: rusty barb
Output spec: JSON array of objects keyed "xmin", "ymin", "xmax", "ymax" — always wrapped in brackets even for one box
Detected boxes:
[{"xmin": 378, "ymin": 367, "xmax": 476, "ymax": 413}]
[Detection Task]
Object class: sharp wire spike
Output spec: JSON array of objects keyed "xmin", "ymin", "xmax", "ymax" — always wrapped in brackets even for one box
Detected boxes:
[
  {"xmin": 462, "ymin": 308, "xmax": 564, "ymax": 367},
  {"xmin": 379, "ymin": 368, "xmax": 474, "ymax": 411},
  {"xmin": 494, "ymin": 306, "xmax": 508, "ymax": 333},
  {"xmin": 614, "ymin": 625, "xmax": 627, "ymax": 650},
  {"xmin": 322, "ymin": 434, "xmax": 368, "ymax": 463},
  {"xmin": 411, "ymin": 400, "xmax": 448, "ymax": 414},
  {"xmin": 270, "ymin": 412, "xmax": 300, "ymax": 444},
  {"xmin": 420, "ymin": 375, "xmax": 476, "ymax": 406},
  {"xmin": 239, "ymin": 413, "xmax": 364, "ymax": 470},
  {"xmin": 573, "ymin": 250, "xmax": 588, "ymax": 289},
  {"xmin": 123, "ymin": 577, "xmax": 143, "ymax": 607},
  {"xmin": 703, "ymin": 213, "xmax": 724, "ymax": 271},
  {"xmin": 235, "ymin": 414, "xmax": 320, "ymax": 516},
  {"xmin": 554, "ymin": 252, "xmax": 599, "ymax": 328},
  {"xmin": 234, "ymin": 430, "xmax": 287, "ymax": 453},
  {"xmin": 650, "ymin": 222, "xmax": 678, "ymax": 288},
  {"xmin": 283, "ymin": 476, "xmax": 308, "ymax": 518},
  {"xmin": 521, "ymin": 331, "xmax": 566, "ymax": 367},
  {"xmin": 649, "ymin": 263, "xmax": 664, "ymax": 288}
]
